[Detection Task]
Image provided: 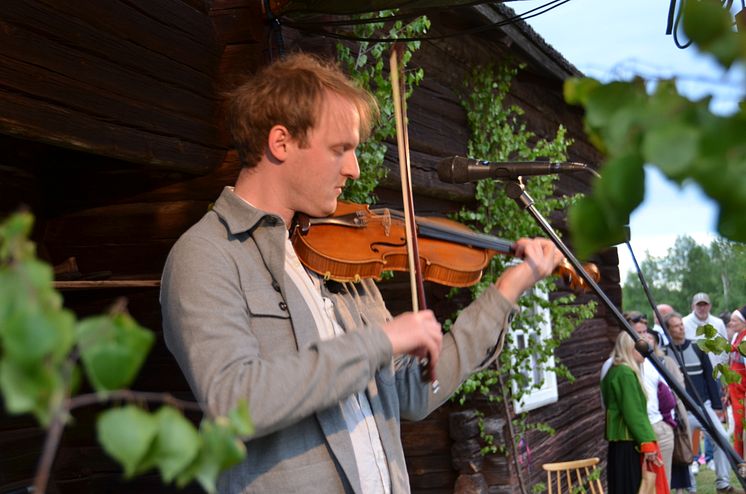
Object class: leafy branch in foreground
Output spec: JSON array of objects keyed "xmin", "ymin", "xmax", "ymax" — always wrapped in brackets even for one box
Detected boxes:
[
  {"xmin": 564, "ymin": 0, "xmax": 746, "ymax": 259},
  {"xmin": 0, "ymin": 211, "xmax": 253, "ymax": 494}
]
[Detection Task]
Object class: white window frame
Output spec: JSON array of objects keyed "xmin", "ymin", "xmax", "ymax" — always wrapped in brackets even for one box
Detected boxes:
[{"xmin": 511, "ymin": 287, "xmax": 559, "ymax": 413}]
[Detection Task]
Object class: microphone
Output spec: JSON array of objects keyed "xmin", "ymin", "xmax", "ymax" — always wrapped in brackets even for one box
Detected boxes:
[{"xmin": 437, "ymin": 156, "xmax": 590, "ymax": 183}]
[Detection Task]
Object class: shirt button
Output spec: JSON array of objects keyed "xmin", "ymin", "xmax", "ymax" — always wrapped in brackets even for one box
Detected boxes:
[
  {"xmin": 271, "ymin": 280, "xmax": 281, "ymax": 292},
  {"xmin": 279, "ymin": 301, "xmax": 288, "ymax": 311}
]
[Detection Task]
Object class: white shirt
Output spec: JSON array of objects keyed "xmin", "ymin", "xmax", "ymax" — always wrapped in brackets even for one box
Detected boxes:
[
  {"xmin": 683, "ymin": 312, "xmax": 728, "ymax": 366},
  {"xmin": 683, "ymin": 312, "xmax": 727, "ymax": 341},
  {"xmin": 641, "ymin": 359, "xmax": 663, "ymax": 424},
  {"xmin": 285, "ymin": 236, "xmax": 391, "ymax": 494}
]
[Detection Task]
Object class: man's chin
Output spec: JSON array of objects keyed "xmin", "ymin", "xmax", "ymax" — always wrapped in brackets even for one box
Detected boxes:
[{"xmin": 302, "ymin": 201, "xmax": 337, "ymax": 218}]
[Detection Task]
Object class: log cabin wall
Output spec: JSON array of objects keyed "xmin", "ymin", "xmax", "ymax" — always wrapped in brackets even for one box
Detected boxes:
[{"xmin": 0, "ymin": 2, "xmax": 617, "ymax": 493}]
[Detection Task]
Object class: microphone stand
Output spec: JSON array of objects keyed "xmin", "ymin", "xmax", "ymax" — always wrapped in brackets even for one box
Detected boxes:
[{"xmin": 502, "ymin": 176, "xmax": 746, "ymax": 486}]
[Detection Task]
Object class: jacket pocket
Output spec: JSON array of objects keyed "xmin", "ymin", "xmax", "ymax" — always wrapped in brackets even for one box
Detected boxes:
[{"xmin": 244, "ymin": 287, "xmax": 291, "ymax": 319}]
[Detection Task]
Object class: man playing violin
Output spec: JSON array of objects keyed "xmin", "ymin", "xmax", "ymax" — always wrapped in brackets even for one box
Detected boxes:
[{"xmin": 160, "ymin": 52, "xmax": 564, "ymax": 494}]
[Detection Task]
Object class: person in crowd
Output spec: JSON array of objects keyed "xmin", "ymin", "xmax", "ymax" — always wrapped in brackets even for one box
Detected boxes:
[
  {"xmin": 684, "ymin": 293, "xmax": 728, "ymax": 362},
  {"xmin": 654, "ymin": 328, "xmax": 693, "ymax": 494},
  {"xmin": 653, "ymin": 304, "xmax": 675, "ymax": 346},
  {"xmin": 650, "ymin": 330, "xmax": 679, "ymax": 486},
  {"xmin": 722, "ymin": 311, "xmax": 735, "ymax": 341},
  {"xmin": 665, "ymin": 312, "xmax": 739, "ymax": 494},
  {"xmin": 727, "ymin": 306, "xmax": 746, "ymax": 457},
  {"xmin": 159, "ymin": 52, "xmax": 563, "ymax": 493},
  {"xmin": 600, "ymin": 312, "xmax": 673, "ymax": 488},
  {"xmin": 602, "ymin": 331, "xmax": 664, "ymax": 494}
]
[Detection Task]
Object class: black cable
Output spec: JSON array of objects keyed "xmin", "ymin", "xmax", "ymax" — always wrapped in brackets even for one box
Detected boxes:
[
  {"xmin": 673, "ymin": 0, "xmax": 693, "ymax": 49},
  {"xmin": 666, "ymin": 0, "xmax": 677, "ymax": 34},
  {"xmin": 281, "ymin": 0, "xmax": 571, "ymax": 43},
  {"xmin": 279, "ymin": 0, "xmax": 503, "ymax": 16},
  {"xmin": 282, "ymin": 11, "xmax": 422, "ymax": 28}
]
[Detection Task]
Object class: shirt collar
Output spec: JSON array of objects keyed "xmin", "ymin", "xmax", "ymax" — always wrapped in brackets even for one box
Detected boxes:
[{"xmin": 212, "ymin": 186, "xmax": 285, "ymax": 235}]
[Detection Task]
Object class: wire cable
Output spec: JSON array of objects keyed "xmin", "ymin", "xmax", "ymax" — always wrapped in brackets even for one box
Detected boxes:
[{"xmin": 280, "ymin": 0, "xmax": 573, "ymax": 43}]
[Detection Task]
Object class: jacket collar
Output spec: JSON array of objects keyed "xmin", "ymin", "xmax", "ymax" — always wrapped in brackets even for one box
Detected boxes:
[{"xmin": 212, "ymin": 186, "xmax": 285, "ymax": 235}]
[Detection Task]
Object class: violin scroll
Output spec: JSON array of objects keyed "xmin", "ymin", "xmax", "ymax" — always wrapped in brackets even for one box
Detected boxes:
[{"xmin": 555, "ymin": 258, "xmax": 600, "ymax": 292}]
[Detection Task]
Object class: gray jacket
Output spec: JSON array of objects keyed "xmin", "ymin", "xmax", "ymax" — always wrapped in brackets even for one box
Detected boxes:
[{"xmin": 160, "ymin": 187, "xmax": 515, "ymax": 493}]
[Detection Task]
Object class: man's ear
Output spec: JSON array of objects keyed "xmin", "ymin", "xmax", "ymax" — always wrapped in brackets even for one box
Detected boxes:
[{"xmin": 267, "ymin": 124, "xmax": 291, "ymax": 162}]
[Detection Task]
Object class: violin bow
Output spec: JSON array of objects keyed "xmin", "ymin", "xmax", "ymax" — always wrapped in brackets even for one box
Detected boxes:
[
  {"xmin": 389, "ymin": 45, "xmax": 425, "ymax": 312},
  {"xmin": 389, "ymin": 44, "xmax": 439, "ymax": 389}
]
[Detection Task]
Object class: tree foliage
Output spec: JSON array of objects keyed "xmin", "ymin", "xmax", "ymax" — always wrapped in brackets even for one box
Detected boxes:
[
  {"xmin": 564, "ymin": 0, "xmax": 746, "ymax": 259},
  {"xmin": 623, "ymin": 235, "xmax": 746, "ymax": 316}
]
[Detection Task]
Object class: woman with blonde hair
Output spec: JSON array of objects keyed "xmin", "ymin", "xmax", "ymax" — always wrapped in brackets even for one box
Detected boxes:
[{"xmin": 602, "ymin": 331, "xmax": 666, "ymax": 493}]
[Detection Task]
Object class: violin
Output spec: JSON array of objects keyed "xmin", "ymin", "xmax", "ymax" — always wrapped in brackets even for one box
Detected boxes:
[{"xmin": 292, "ymin": 201, "xmax": 599, "ymax": 291}]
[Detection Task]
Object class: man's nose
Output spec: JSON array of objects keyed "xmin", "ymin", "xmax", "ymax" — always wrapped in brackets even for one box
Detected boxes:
[{"xmin": 343, "ymin": 152, "xmax": 360, "ymax": 180}]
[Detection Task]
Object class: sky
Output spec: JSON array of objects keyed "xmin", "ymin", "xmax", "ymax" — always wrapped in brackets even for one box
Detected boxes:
[{"xmin": 522, "ymin": 0, "xmax": 745, "ymax": 282}]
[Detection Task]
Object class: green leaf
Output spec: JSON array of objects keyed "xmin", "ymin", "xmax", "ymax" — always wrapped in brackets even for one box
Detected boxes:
[
  {"xmin": 0, "ymin": 211, "xmax": 35, "ymax": 261},
  {"xmin": 137, "ymin": 407, "xmax": 201, "ymax": 482},
  {"xmin": 583, "ymin": 80, "xmax": 646, "ymax": 129},
  {"xmin": 0, "ymin": 359, "xmax": 62, "ymax": 425},
  {"xmin": 718, "ymin": 365, "xmax": 742, "ymax": 385},
  {"xmin": 567, "ymin": 154, "xmax": 643, "ymax": 259},
  {"xmin": 227, "ymin": 399, "xmax": 254, "ymax": 437},
  {"xmin": 563, "ymin": 77, "xmax": 600, "ymax": 106},
  {"xmin": 601, "ymin": 105, "xmax": 645, "ymax": 156},
  {"xmin": 717, "ymin": 202, "xmax": 746, "ymax": 243},
  {"xmin": 684, "ymin": 0, "xmax": 732, "ymax": 45},
  {"xmin": 97, "ymin": 405, "xmax": 158, "ymax": 478},
  {"xmin": 568, "ymin": 195, "xmax": 628, "ymax": 259},
  {"xmin": 696, "ymin": 323, "xmax": 718, "ymax": 339},
  {"xmin": 175, "ymin": 420, "xmax": 246, "ymax": 493},
  {"xmin": 697, "ymin": 334, "xmax": 730, "ymax": 354},
  {"xmin": 683, "ymin": 0, "xmax": 740, "ymax": 66},
  {"xmin": 77, "ymin": 312, "xmax": 154, "ymax": 392},
  {"xmin": 641, "ymin": 123, "xmax": 699, "ymax": 179},
  {"xmin": 738, "ymin": 340, "xmax": 746, "ymax": 357},
  {"xmin": 595, "ymin": 154, "xmax": 645, "ymax": 214},
  {"xmin": 4, "ymin": 309, "xmax": 67, "ymax": 364}
]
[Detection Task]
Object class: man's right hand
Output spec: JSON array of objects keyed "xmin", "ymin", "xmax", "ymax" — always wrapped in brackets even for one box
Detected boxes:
[{"xmin": 383, "ymin": 310, "xmax": 442, "ymax": 377}]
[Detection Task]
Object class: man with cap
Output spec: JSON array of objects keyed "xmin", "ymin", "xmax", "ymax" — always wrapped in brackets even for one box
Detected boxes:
[
  {"xmin": 683, "ymin": 292, "xmax": 728, "ymax": 477},
  {"xmin": 684, "ymin": 293, "xmax": 728, "ymax": 368},
  {"xmin": 727, "ymin": 306, "xmax": 746, "ymax": 456},
  {"xmin": 684, "ymin": 293, "xmax": 727, "ymax": 342}
]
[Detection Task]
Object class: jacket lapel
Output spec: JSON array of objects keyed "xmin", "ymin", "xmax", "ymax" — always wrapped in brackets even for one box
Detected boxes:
[{"xmin": 255, "ymin": 233, "xmax": 362, "ymax": 493}]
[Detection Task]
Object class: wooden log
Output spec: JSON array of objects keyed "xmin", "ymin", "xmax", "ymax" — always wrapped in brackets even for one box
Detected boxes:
[
  {"xmin": 449, "ymin": 409, "xmax": 482, "ymax": 441},
  {"xmin": 0, "ymin": 90, "xmax": 223, "ymax": 174},
  {"xmin": 53, "ymin": 280, "xmax": 160, "ymax": 290},
  {"xmin": 454, "ymin": 473, "xmax": 489, "ymax": 494},
  {"xmin": 451, "ymin": 439, "xmax": 484, "ymax": 474},
  {"xmin": 0, "ymin": 1, "xmax": 225, "ymax": 173}
]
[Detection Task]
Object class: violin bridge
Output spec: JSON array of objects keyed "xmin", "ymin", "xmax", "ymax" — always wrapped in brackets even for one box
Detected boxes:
[{"xmin": 382, "ymin": 209, "xmax": 391, "ymax": 237}]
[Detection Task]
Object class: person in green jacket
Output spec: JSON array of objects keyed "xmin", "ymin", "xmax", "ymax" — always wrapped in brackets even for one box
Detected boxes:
[{"xmin": 602, "ymin": 331, "xmax": 663, "ymax": 493}]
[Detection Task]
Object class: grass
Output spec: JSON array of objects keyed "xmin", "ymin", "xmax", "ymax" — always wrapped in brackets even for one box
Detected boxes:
[{"xmin": 692, "ymin": 465, "xmax": 743, "ymax": 494}]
